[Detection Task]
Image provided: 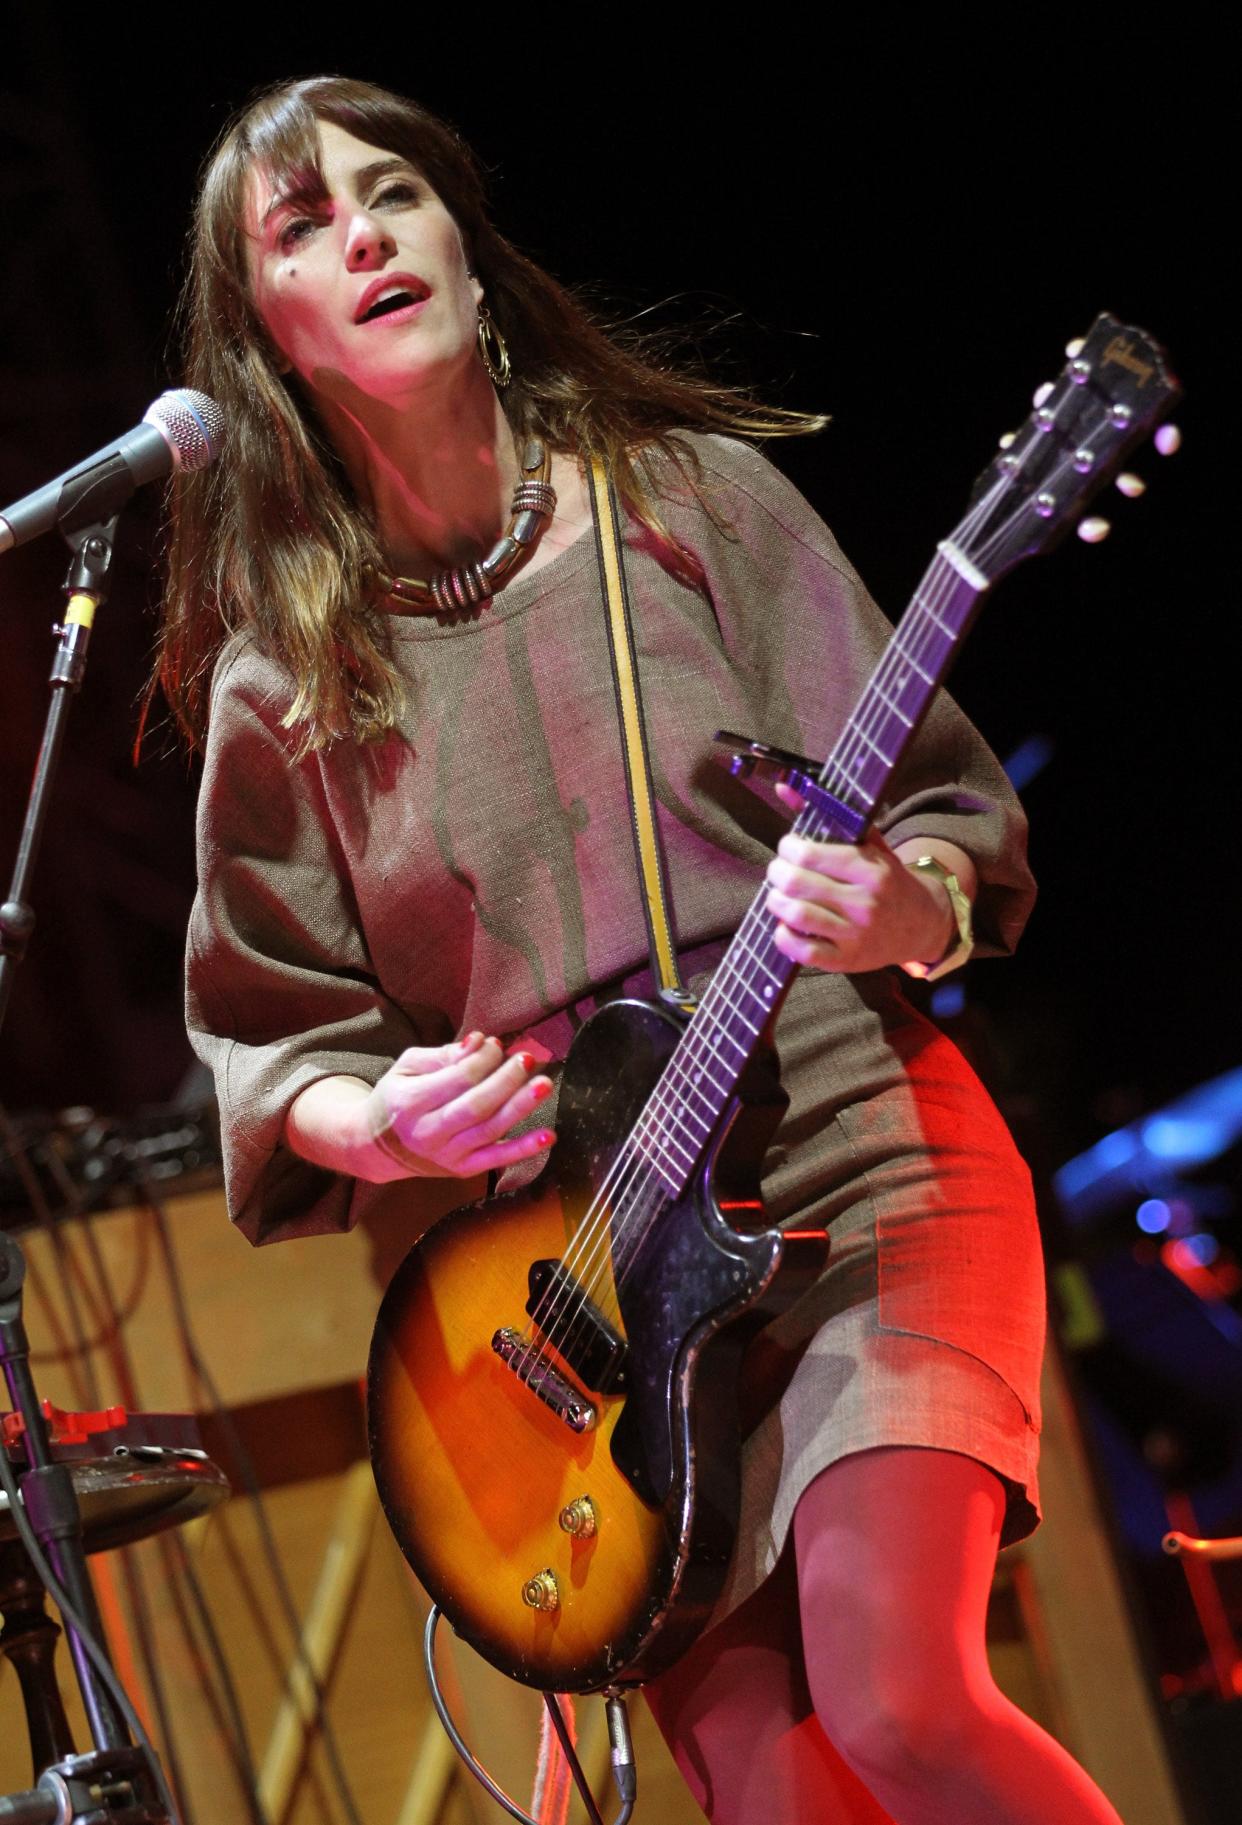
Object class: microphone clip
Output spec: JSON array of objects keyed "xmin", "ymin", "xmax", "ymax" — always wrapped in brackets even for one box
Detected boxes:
[{"xmin": 53, "ymin": 515, "xmax": 118, "ymax": 692}]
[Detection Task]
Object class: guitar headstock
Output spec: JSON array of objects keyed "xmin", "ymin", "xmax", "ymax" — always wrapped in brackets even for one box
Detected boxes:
[{"xmin": 960, "ymin": 312, "xmax": 1181, "ymax": 583}]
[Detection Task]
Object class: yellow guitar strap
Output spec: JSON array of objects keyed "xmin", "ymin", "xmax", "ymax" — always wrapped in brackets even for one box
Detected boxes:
[{"xmin": 587, "ymin": 457, "xmax": 695, "ymax": 1011}]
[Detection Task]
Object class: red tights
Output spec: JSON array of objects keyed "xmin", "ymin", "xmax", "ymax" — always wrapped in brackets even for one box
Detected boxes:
[{"xmin": 643, "ymin": 1447, "xmax": 1123, "ymax": 1824}]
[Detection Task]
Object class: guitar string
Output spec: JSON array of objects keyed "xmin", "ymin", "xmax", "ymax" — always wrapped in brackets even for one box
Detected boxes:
[
  {"xmin": 516, "ymin": 461, "xmax": 1019, "ymax": 1385},
  {"xmin": 513, "ymin": 473, "xmax": 1012, "ymax": 1385},
  {"xmin": 519, "ymin": 390, "xmax": 1106, "ymax": 1387},
  {"xmin": 546, "ymin": 389, "xmax": 1130, "ymax": 1388},
  {"xmin": 520, "ymin": 484, "xmax": 1008, "ymax": 1388}
]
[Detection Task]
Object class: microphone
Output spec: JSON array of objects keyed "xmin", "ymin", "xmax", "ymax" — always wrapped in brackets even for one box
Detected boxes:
[{"xmin": 0, "ymin": 389, "xmax": 226, "ymax": 554}]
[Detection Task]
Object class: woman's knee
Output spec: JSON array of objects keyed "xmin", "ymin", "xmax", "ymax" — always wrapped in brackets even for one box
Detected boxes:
[
  {"xmin": 792, "ymin": 1448, "xmax": 1006, "ymax": 1791},
  {"xmin": 811, "ymin": 1659, "xmax": 995, "ymax": 1791}
]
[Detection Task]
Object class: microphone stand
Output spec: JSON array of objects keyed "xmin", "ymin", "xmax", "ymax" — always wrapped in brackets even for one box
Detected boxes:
[
  {"xmin": 0, "ymin": 515, "xmax": 116, "ymax": 1030},
  {"xmin": 0, "ymin": 512, "xmax": 174, "ymax": 1821}
]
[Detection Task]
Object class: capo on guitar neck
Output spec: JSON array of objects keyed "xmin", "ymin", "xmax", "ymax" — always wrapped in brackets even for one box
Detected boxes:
[{"xmin": 713, "ymin": 730, "xmax": 868, "ymax": 842}]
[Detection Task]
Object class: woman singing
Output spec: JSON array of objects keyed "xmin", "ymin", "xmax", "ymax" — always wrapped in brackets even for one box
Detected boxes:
[{"xmin": 158, "ymin": 75, "xmax": 1122, "ymax": 1824}]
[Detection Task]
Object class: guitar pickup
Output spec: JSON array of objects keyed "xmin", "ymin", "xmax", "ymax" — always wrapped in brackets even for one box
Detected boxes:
[
  {"xmin": 713, "ymin": 731, "xmax": 868, "ymax": 842},
  {"xmin": 492, "ymin": 1328, "xmax": 596, "ymax": 1433},
  {"xmin": 527, "ymin": 1259, "xmax": 629, "ymax": 1393}
]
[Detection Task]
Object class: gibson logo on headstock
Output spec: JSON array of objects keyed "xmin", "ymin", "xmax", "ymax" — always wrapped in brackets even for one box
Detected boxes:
[{"xmin": 1102, "ymin": 335, "xmax": 1155, "ymax": 387}]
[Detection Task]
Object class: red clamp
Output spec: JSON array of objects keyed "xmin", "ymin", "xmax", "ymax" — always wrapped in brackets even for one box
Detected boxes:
[{"xmin": 3, "ymin": 1400, "xmax": 128, "ymax": 1450}]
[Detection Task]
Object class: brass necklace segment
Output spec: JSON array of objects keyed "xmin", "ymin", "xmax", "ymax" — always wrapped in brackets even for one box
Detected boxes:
[{"xmin": 371, "ymin": 439, "xmax": 556, "ymax": 615}]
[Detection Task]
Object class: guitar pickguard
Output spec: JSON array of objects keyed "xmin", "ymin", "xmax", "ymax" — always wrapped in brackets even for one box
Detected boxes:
[{"xmin": 557, "ymin": 1002, "xmax": 790, "ymax": 1510}]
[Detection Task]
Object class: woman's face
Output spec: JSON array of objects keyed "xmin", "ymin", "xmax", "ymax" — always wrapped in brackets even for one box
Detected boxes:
[{"xmin": 243, "ymin": 119, "xmax": 483, "ymax": 407}]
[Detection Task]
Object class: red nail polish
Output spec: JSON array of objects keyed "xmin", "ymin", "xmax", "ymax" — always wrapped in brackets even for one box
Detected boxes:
[
  {"xmin": 532, "ymin": 1078, "xmax": 553, "ymax": 1101},
  {"xmin": 535, "ymin": 1130, "xmax": 556, "ymax": 1147},
  {"xmin": 516, "ymin": 1051, "xmax": 538, "ymax": 1073}
]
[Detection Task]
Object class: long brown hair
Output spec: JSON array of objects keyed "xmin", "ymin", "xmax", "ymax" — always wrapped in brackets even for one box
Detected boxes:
[{"xmin": 154, "ymin": 76, "xmax": 824, "ymax": 754}]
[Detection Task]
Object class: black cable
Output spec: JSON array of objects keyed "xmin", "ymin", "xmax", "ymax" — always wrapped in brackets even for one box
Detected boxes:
[
  {"xmin": 3, "ymin": 1117, "xmax": 273, "ymax": 1822},
  {"xmin": 0, "ymin": 1440, "xmax": 181, "ymax": 1824},
  {"xmin": 37, "ymin": 1135, "xmax": 267, "ymax": 1821},
  {"xmin": 114, "ymin": 1545, "xmax": 195, "ymax": 1825},
  {"xmin": 141, "ymin": 1181, "xmax": 365, "ymax": 1825},
  {"xmin": 0, "ymin": 1105, "xmax": 104, "ymax": 1410},
  {"xmin": 0, "ymin": 1107, "xmax": 184, "ymax": 1821},
  {"xmin": 422, "ymin": 1606, "xmax": 636, "ymax": 1825},
  {"xmin": 543, "ymin": 1694, "xmax": 606, "ymax": 1825},
  {"xmin": 69, "ymin": 1195, "xmax": 196, "ymax": 1825},
  {"xmin": 156, "ymin": 1532, "xmax": 268, "ymax": 1825}
]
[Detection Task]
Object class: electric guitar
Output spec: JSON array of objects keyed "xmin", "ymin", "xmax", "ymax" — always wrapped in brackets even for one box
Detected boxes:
[{"xmin": 366, "ymin": 314, "xmax": 1179, "ymax": 1692}]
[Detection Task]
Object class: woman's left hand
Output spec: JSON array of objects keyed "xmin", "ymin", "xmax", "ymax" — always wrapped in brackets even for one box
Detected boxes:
[{"xmin": 764, "ymin": 826, "xmax": 961, "ymax": 975}]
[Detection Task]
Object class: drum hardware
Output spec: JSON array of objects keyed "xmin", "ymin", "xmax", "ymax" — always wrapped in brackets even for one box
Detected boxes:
[
  {"xmin": 0, "ymin": 1744, "xmax": 167, "ymax": 1824},
  {"xmin": 2, "ymin": 1229, "xmax": 230, "ymax": 1823},
  {"xmin": 2, "ymin": 1404, "xmax": 228, "ymax": 1561}
]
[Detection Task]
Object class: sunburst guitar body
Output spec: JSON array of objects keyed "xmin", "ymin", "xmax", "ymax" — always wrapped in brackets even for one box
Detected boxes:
[{"xmin": 367, "ymin": 998, "xmax": 828, "ymax": 1692}]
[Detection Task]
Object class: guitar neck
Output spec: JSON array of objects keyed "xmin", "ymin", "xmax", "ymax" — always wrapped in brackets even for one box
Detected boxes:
[{"xmin": 629, "ymin": 544, "xmax": 986, "ymax": 1199}]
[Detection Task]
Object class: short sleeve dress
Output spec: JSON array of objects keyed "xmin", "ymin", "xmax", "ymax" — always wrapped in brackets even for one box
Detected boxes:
[{"xmin": 187, "ymin": 433, "xmax": 1046, "ymax": 1609}]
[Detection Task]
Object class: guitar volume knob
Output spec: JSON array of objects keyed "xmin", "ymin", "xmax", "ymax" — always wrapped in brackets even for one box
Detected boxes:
[
  {"xmin": 522, "ymin": 1569, "xmax": 560, "ymax": 1612},
  {"xmin": 559, "ymin": 1495, "xmax": 598, "ymax": 1538}
]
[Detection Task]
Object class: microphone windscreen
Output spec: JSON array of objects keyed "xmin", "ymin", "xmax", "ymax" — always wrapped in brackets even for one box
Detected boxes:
[{"xmin": 143, "ymin": 390, "xmax": 226, "ymax": 473}]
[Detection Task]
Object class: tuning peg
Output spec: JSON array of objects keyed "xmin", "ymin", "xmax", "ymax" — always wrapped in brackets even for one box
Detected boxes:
[
  {"xmin": 1154, "ymin": 423, "xmax": 1183, "ymax": 456},
  {"xmin": 1115, "ymin": 472, "xmax": 1147, "ymax": 499},
  {"xmin": 1077, "ymin": 516, "xmax": 1111, "ymax": 544},
  {"xmin": 998, "ymin": 431, "xmax": 1017, "ymax": 449},
  {"xmin": 1065, "ymin": 337, "xmax": 1086, "ymax": 359},
  {"xmin": 1032, "ymin": 381, "xmax": 1055, "ymax": 407}
]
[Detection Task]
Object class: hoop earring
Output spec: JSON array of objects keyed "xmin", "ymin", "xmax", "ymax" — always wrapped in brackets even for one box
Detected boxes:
[{"xmin": 477, "ymin": 303, "xmax": 511, "ymax": 389}]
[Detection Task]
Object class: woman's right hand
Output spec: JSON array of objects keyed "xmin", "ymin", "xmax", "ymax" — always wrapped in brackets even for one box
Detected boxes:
[{"xmin": 284, "ymin": 1032, "xmax": 556, "ymax": 1183}]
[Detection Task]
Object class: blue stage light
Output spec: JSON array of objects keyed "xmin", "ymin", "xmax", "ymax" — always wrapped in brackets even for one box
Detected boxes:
[{"xmin": 1136, "ymin": 1199, "xmax": 1171, "ymax": 1234}]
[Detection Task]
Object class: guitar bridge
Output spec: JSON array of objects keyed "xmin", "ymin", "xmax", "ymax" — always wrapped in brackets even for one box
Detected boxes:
[{"xmin": 492, "ymin": 1327, "xmax": 596, "ymax": 1433}]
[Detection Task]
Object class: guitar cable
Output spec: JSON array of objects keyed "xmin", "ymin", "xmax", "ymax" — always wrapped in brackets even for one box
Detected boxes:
[{"xmin": 423, "ymin": 1605, "xmax": 636, "ymax": 1825}]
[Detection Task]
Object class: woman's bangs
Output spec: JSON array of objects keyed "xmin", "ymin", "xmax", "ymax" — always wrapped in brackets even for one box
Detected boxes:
[{"xmin": 240, "ymin": 91, "xmax": 329, "ymax": 222}]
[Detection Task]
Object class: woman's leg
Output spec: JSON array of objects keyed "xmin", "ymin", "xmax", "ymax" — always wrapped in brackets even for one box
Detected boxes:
[
  {"xmin": 643, "ymin": 1539, "xmax": 895, "ymax": 1824},
  {"xmin": 794, "ymin": 1446, "xmax": 1123, "ymax": 1825}
]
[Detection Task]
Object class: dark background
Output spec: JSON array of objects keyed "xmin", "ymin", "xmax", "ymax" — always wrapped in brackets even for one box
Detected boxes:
[{"xmin": 0, "ymin": 22, "xmax": 1229, "ymax": 1157}]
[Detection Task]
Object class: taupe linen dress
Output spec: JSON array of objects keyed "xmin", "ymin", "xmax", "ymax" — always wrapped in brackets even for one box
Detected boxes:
[{"xmin": 187, "ymin": 434, "xmax": 1045, "ymax": 1607}]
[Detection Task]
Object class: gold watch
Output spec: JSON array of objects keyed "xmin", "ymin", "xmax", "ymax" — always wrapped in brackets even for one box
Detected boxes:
[{"xmin": 902, "ymin": 854, "xmax": 974, "ymax": 982}]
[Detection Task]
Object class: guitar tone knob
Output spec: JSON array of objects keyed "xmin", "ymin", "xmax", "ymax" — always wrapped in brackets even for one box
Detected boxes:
[
  {"xmin": 1115, "ymin": 472, "xmax": 1147, "ymax": 498},
  {"xmin": 1155, "ymin": 423, "xmax": 1182, "ymax": 456},
  {"xmin": 1077, "ymin": 517, "xmax": 1112, "ymax": 544},
  {"xmin": 522, "ymin": 1569, "xmax": 560, "ymax": 1612},
  {"xmin": 559, "ymin": 1495, "xmax": 598, "ymax": 1539}
]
